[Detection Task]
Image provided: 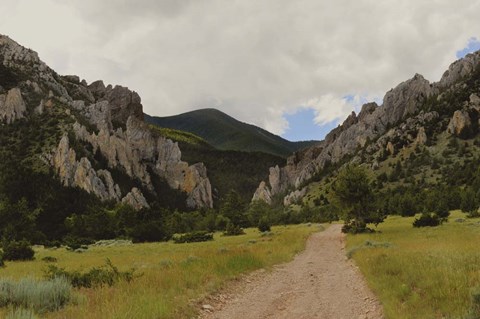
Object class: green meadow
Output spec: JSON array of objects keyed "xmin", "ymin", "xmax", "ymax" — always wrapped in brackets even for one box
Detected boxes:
[
  {"xmin": 0, "ymin": 225, "xmax": 317, "ymax": 319},
  {"xmin": 347, "ymin": 211, "xmax": 480, "ymax": 319}
]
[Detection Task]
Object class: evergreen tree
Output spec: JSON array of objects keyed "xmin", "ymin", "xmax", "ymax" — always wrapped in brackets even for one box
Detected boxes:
[{"xmin": 330, "ymin": 165, "xmax": 384, "ymax": 233}]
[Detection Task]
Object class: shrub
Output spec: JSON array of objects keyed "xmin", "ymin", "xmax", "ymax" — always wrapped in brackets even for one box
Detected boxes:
[
  {"xmin": 0, "ymin": 251, "xmax": 4, "ymax": 267},
  {"xmin": 467, "ymin": 287, "xmax": 480, "ymax": 319},
  {"xmin": 468, "ymin": 210, "xmax": 480, "ymax": 218},
  {"xmin": 0, "ymin": 277, "xmax": 71, "ymax": 312},
  {"xmin": 341, "ymin": 222, "xmax": 375, "ymax": 234},
  {"xmin": 41, "ymin": 256, "xmax": 58, "ymax": 263},
  {"xmin": 223, "ymin": 222, "xmax": 245, "ymax": 236},
  {"xmin": 413, "ymin": 213, "xmax": 442, "ymax": 227},
  {"xmin": 173, "ymin": 231, "xmax": 213, "ymax": 243},
  {"xmin": 3, "ymin": 240, "xmax": 35, "ymax": 261},
  {"xmin": 258, "ymin": 217, "xmax": 271, "ymax": 232},
  {"xmin": 44, "ymin": 259, "xmax": 137, "ymax": 288}
]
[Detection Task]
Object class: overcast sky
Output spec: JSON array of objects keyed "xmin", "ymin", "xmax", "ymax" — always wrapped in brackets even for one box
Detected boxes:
[{"xmin": 1, "ymin": 0, "xmax": 479, "ymax": 141}]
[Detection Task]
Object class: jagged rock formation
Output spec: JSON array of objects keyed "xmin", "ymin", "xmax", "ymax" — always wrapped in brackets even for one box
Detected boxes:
[
  {"xmin": 72, "ymin": 115, "xmax": 213, "ymax": 209},
  {"xmin": 0, "ymin": 34, "xmax": 213, "ymax": 210},
  {"xmin": 122, "ymin": 188, "xmax": 150, "ymax": 211},
  {"xmin": 415, "ymin": 127, "xmax": 427, "ymax": 145},
  {"xmin": 252, "ymin": 181, "xmax": 272, "ymax": 204},
  {"xmin": 254, "ymin": 50, "xmax": 480, "ymax": 205},
  {"xmin": 52, "ymin": 135, "xmax": 123, "ymax": 202},
  {"xmin": 447, "ymin": 110, "xmax": 472, "ymax": 136},
  {"xmin": 0, "ymin": 87, "xmax": 26, "ymax": 123},
  {"xmin": 283, "ymin": 188, "xmax": 307, "ymax": 206}
]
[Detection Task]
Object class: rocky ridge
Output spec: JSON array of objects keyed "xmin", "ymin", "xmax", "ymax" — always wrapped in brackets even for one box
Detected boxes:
[
  {"xmin": 0, "ymin": 34, "xmax": 213, "ymax": 210},
  {"xmin": 254, "ymin": 51, "xmax": 480, "ymax": 205}
]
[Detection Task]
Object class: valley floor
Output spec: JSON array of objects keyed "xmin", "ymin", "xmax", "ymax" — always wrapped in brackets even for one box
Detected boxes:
[{"xmin": 199, "ymin": 224, "xmax": 383, "ymax": 319}]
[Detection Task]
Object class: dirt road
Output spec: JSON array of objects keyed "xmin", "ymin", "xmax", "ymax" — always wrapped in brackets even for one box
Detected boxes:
[{"xmin": 199, "ymin": 224, "xmax": 383, "ymax": 319}]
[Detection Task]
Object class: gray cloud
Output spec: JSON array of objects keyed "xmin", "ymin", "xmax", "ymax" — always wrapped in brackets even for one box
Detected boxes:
[{"xmin": 1, "ymin": 0, "xmax": 479, "ymax": 135}]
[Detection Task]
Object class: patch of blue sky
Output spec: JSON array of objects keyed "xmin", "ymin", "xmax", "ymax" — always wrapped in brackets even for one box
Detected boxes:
[
  {"xmin": 282, "ymin": 108, "xmax": 338, "ymax": 142},
  {"xmin": 456, "ymin": 37, "xmax": 480, "ymax": 59}
]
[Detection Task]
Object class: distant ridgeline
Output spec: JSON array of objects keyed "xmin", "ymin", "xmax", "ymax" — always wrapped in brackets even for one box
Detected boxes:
[{"xmin": 145, "ymin": 109, "xmax": 318, "ymax": 158}]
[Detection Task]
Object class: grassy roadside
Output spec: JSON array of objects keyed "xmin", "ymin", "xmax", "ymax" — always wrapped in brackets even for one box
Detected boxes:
[
  {"xmin": 347, "ymin": 211, "xmax": 480, "ymax": 319},
  {"xmin": 0, "ymin": 224, "xmax": 319, "ymax": 319}
]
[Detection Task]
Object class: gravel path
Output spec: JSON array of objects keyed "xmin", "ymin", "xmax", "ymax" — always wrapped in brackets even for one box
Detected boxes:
[{"xmin": 199, "ymin": 224, "xmax": 383, "ymax": 319}]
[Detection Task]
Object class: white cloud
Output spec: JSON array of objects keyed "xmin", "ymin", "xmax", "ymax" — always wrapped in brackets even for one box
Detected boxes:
[
  {"xmin": 0, "ymin": 0, "xmax": 479, "ymax": 135},
  {"xmin": 304, "ymin": 95, "xmax": 354, "ymax": 126}
]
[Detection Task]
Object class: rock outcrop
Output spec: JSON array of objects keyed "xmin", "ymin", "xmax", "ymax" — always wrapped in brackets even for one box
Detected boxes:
[
  {"xmin": 0, "ymin": 34, "xmax": 214, "ymax": 210},
  {"xmin": 252, "ymin": 181, "xmax": 272, "ymax": 205},
  {"xmin": 122, "ymin": 188, "xmax": 150, "ymax": 210},
  {"xmin": 52, "ymin": 135, "xmax": 122, "ymax": 202},
  {"xmin": 415, "ymin": 127, "xmax": 427, "ymax": 145},
  {"xmin": 283, "ymin": 188, "xmax": 307, "ymax": 206},
  {"xmin": 437, "ymin": 52, "xmax": 480, "ymax": 89},
  {"xmin": 379, "ymin": 74, "xmax": 433, "ymax": 126},
  {"xmin": 447, "ymin": 109, "xmax": 472, "ymax": 136},
  {"xmin": 73, "ymin": 116, "xmax": 213, "ymax": 209},
  {"xmin": 0, "ymin": 87, "xmax": 26, "ymax": 123},
  {"xmin": 0, "ymin": 35, "xmax": 69, "ymax": 98},
  {"xmin": 86, "ymin": 81, "xmax": 143, "ymax": 124},
  {"xmin": 184, "ymin": 163, "xmax": 213, "ymax": 209}
]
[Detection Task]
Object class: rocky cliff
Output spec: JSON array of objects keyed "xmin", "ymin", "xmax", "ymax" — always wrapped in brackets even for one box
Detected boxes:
[
  {"xmin": 254, "ymin": 50, "xmax": 480, "ymax": 205},
  {"xmin": 0, "ymin": 34, "xmax": 213, "ymax": 210}
]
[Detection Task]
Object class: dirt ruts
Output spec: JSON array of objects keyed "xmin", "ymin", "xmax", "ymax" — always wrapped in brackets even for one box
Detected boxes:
[{"xmin": 199, "ymin": 224, "xmax": 383, "ymax": 319}]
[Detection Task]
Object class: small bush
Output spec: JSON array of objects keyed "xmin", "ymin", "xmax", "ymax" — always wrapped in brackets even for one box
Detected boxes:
[
  {"xmin": 467, "ymin": 287, "xmax": 480, "ymax": 319},
  {"xmin": 3, "ymin": 241, "xmax": 35, "ymax": 261},
  {"xmin": 258, "ymin": 217, "xmax": 271, "ymax": 232},
  {"xmin": 0, "ymin": 277, "xmax": 71, "ymax": 312},
  {"xmin": 0, "ymin": 251, "xmax": 4, "ymax": 267},
  {"xmin": 413, "ymin": 213, "xmax": 442, "ymax": 227},
  {"xmin": 341, "ymin": 222, "xmax": 375, "ymax": 234},
  {"xmin": 173, "ymin": 231, "xmax": 213, "ymax": 243},
  {"xmin": 44, "ymin": 259, "xmax": 137, "ymax": 288},
  {"xmin": 159, "ymin": 259, "xmax": 174, "ymax": 269},
  {"xmin": 467, "ymin": 210, "xmax": 480, "ymax": 218},
  {"xmin": 223, "ymin": 222, "xmax": 245, "ymax": 236},
  {"xmin": 6, "ymin": 308, "xmax": 39, "ymax": 319},
  {"xmin": 41, "ymin": 256, "xmax": 57, "ymax": 263}
]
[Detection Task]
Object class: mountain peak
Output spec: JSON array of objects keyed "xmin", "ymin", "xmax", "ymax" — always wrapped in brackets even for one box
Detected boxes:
[{"xmin": 146, "ymin": 109, "xmax": 319, "ymax": 157}]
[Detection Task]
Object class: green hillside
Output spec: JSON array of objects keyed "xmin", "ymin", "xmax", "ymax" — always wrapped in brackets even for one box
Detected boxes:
[{"xmin": 145, "ymin": 108, "xmax": 319, "ymax": 157}]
